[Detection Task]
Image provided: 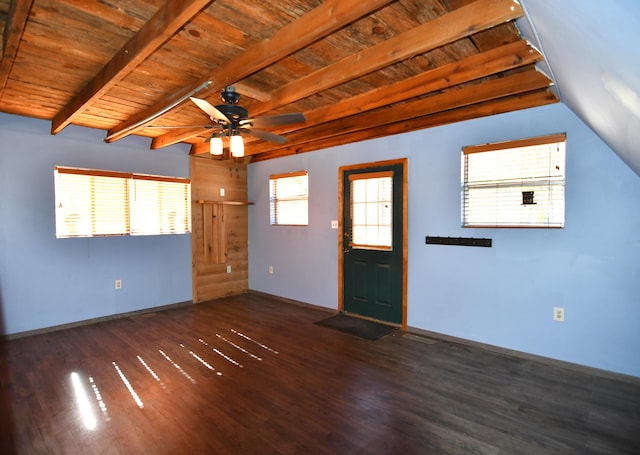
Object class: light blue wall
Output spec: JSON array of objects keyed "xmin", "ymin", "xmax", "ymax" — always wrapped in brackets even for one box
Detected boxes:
[
  {"xmin": 248, "ymin": 103, "xmax": 640, "ymax": 378},
  {"xmin": 0, "ymin": 113, "xmax": 192, "ymax": 335}
]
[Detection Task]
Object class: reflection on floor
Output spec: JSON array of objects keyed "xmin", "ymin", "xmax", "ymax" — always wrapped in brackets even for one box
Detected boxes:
[
  {"xmin": 67, "ymin": 328, "xmax": 277, "ymax": 429},
  {"xmin": 1, "ymin": 293, "xmax": 639, "ymax": 454}
]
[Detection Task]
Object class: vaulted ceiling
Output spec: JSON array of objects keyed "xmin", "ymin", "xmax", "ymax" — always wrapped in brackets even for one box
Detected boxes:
[
  {"xmin": 0, "ymin": 0, "xmax": 563, "ymax": 162},
  {"xmin": 1, "ymin": 1, "xmax": 638, "ymax": 172},
  {"xmin": 517, "ymin": 0, "xmax": 640, "ymax": 177}
]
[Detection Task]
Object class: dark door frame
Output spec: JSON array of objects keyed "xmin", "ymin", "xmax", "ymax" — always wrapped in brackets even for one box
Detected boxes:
[{"xmin": 338, "ymin": 158, "xmax": 408, "ymax": 329}]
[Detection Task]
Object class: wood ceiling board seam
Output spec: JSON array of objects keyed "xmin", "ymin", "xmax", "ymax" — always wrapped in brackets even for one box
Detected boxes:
[
  {"xmin": 185, "ymin": 10, "xmax": 250, "ymax": 52},
  {"xmin": 146, "ymin": 9, "xmax": 252, "ymax": 65},
  {"xmin": 24, "ymin": 2, "xmax": 133, "ymax": 55},
  {"xmin": 0, "ymin": 0, "xmax": 34, "ymax": 93},
  {"xmin": 469, "ymin": 22, "xmax": 521, "ymax": 52},
  {"xmin": 0, "ymin": 2, "xmax": 9, "ymax": 40},
  {"xmin": 16, "ymin": 32, "xmax": 118, "ymax": 70},
  {"xmin": 206, "ymin": 2, "xmax": 286, "ymax": 40},
  {"xmin": 60, "ymin": 0, "xmax": 147, "ymax": 31}
]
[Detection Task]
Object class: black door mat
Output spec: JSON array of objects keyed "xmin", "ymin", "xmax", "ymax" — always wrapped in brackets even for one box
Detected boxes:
[{"xmin": 314, "ymin": 313, "xmax": 396, "ymax": 340}]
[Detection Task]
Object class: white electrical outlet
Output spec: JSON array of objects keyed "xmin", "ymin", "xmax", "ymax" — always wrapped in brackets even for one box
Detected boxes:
[
  {"xmin": 268, "ymin": 266, "xmax": 274, "ymax": 274},
  {"xmin": 331, "ymin": 220, "xmax": 338, "ymax": 229},
  {"xmin": 220, "ymin": 188, "xmax": 225, "ymax": 196},
  {"xmin": 226, "ymin": 265, "xmax": 232, "ymax": 273},
  {"xmin": 115, "ymin": 279, "xmax": 122, "ymax": 290},
  {"xmin": 553, "ymin": 307, "xmax": 565, "ymax": 322}
]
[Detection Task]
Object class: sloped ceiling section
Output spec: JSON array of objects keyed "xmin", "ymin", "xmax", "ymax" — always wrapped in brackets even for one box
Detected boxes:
[
  {"xmin": 4, "ymin": 0, "xmax": 639, "ymax": 172},
  {"xmin": 0, "ymin": 0, "xmax": 559, "ymax": 163},
  {"xmin": 519, "ymin": 0, "xmax": 640, "ymax": 177}
]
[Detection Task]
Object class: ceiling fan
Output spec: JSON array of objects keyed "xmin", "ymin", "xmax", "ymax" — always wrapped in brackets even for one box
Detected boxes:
[{"xmin": 159, "ymin": 86, "xmax": 306, "ymax": 158}]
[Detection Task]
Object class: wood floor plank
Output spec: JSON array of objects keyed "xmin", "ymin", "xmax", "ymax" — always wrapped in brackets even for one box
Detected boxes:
[{"xmin": 1, "ymin": 293, "xmax": 639, "ymax": 454}]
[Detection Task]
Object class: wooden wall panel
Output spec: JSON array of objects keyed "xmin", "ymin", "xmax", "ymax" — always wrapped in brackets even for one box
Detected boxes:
[{"xmin": 190, "ymin": 156, "xmax": 249, "ymax": 302}]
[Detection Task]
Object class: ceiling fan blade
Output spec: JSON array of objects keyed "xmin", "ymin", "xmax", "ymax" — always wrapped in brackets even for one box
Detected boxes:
[
  {"xmin": 246, "ymin": 129, "xmax": 288, "ymax": 144},
  {"xmin": 190, "ymin": 97, "xmax": 229, "ymax": 123},
  {"xmin": 244, "ymin": 112, "xmax": 306, "ymax": 129}
]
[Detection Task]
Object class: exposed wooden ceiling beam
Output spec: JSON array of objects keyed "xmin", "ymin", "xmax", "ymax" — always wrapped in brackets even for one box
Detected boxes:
[
  {"xmin": 313, "ymin": 40, "xmax": 541, "ymax": 122},
  {"xmin": 246, "ymin": 69, "xmax": 553, "ymax": 155},
  {"xmin": 0, "ymin": 0, "xmax": 34, "ymax": 92},
  {"xmin": 190, "ymin": 39, "xmax": 541, "ymax": 156},
  {"xmin": 241, "ymin": 70, "xmax": 553, "ymax": 158},
  {"xmin": 108, "ymin": 0, "xmax": 396, "ymax": 144},
  {"xmin": 251, "ymin": 41, "xmax": 541, "ymax": 154},
  {"xmin": 248, "ymin": 0, "xmax": 525, "ymax": 117},
  {"xmin": 159, "ymin": 0, "xmax": 525, "ymax": 150},
  {"xmin": 149, "ymin": 115, "xmax": 212, "ymax": 149},
  {"xmin": 50, "ymin": 0, "xmax": 213, "ymax": 135},
  {"xmin": 249, "ymin": 90, "xmax": 560, "ymax": 162}
]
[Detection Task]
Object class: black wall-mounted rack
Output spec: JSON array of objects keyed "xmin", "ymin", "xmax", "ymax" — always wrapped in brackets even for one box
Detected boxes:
[{"xmin": 425, "ymin": 236, "xmax": 492, "ymax": 248}]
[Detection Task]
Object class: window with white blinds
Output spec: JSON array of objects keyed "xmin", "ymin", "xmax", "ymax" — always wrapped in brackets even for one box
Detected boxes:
[
  {"xmin": 461, "ymin": 133, "xmax": 566, "ymax": 228},
  {"xmin": 54, "ymin": 167, "xmax": 191, "ymax": 238},
  {"xmin": 269, "ymin": 171, "xmax": 308, "ymax": 225}
]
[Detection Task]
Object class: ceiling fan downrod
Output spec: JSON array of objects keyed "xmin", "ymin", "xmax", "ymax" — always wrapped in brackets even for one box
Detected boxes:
[{"xmin": 220, "ymin": 86, "xmax": 241, "ymax": 105}]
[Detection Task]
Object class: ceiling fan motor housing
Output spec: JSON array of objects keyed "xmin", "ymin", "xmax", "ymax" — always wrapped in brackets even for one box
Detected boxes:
[{"xmin": 215, "ymin": 104, "xmax": 249, "ymax": 124}]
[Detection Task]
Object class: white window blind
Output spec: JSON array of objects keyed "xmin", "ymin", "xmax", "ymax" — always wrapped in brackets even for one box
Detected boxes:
[
  {"xmin": 55, "ymin": 167, "xmax": 191, "ymax": 238},
  {"xmin": 350, "ymin": 171, "xmax": 393, "ymax": 249},
  {"xmin": 461, "ymin": 133, "xmax": 566, "ymax": 228},
  {"xmin": 130, "ymin": 176, "xmax": 191, "ymax": 235},
  {"xmin": 269, "ymin": 171, "xmax": 308, "ymax": 225}
]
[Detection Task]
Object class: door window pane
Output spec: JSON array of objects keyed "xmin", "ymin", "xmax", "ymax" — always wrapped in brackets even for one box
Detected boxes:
[{"xmin": 350, "ymin": 172, "xmax": 393, "ymax": 250}]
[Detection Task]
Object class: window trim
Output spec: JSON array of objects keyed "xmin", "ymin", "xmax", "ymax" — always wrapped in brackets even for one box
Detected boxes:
[
  {"xmin": 56, "ymin": 166, "xmax": 190, "ymax": 184},
  {"xmin": 462, "ymin": 133, "xmax": 566, "ymax": 155}
]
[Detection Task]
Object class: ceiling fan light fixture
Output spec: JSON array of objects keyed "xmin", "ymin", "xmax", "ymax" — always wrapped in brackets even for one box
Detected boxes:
[
  {"xmin": 189, "ymin": 88, "xmax": 304, "ymax": 159},
  {"xmin": 210, "ymin": 136, "xmax": 223, "ymax": 155},
  {"xmin": 230, "ymin": 134, "xmax": 244, "ymax": 158}
]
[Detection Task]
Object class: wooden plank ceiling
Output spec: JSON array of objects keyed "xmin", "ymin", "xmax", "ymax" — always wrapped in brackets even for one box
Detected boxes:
[{"xmin": 0, "ymin": 0, "xmax": 558, "ymax": 162}]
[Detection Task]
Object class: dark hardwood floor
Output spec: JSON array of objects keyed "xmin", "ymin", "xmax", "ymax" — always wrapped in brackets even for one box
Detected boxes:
[{"xmin": 1, "ymin": 293, "xmax": 639, "ymax": 454}]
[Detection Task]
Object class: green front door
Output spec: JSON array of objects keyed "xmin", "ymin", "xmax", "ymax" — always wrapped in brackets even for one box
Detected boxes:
[{"xmin": 342, "ymin": 161, "xmax": 404, "ymax": 325}]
